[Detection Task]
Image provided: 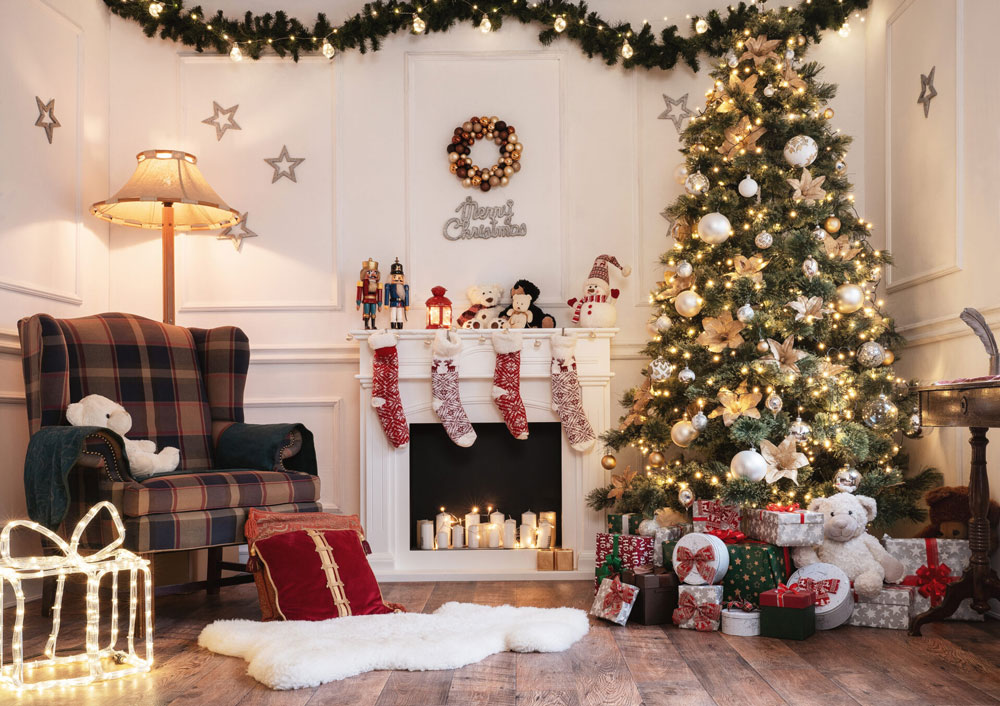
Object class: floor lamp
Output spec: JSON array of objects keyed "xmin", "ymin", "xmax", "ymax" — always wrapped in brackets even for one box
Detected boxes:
[{"xmin": 91, "ymin": 150, "xmax": 240, "ymax": 325}]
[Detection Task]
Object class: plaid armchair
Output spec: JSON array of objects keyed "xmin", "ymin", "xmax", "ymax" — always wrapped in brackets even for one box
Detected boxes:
[{"xmin": 18, "ymin": 313, "xmax": 321, "ymax": 604}]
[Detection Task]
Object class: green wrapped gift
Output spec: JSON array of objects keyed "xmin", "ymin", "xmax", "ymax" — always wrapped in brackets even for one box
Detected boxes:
[
  {"xmin": 760, "ymin": 605, "xmax": 816, "ymax": 640},
  {"xmin": 607, "ymin": 513, "xmax": 642, "ymax": 535},
  {"xmin": 662, "ymin": 538, "xmax": 791, "ymax": 605}
]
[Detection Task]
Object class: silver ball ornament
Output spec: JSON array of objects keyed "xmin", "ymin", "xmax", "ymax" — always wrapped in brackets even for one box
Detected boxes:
[
  {"xmin": 766, "ymin": 393, "xmax": 783, "ymax": 414},
  {"xmin": 857, "ymin": 341, "xmax": 886, "ymax": 368},
  {"xmin": 678, "ymin": 367, "xmax": 696, "ymax": 384},
  {"xmin": 903, "ymin": 407, "xmax": 923, "ymax": 439},
  {"xmin": 649, "ymin": 357, "xmax": 675, "ymax": 382},
  {"xmin": 678, "ymin": 487, "xmax": 695, "ymax": 508},
  {"xmin": 784, "ymin": 48, "xmax": 795, "ymax": 61},
  {"xmin": 638, "ymin": 518, "xmax": 660, "ymax": 537},
  {"xmin": 685, "ymin": 171, "xmax": 710, "ymax": 195},
  {"xmin": 763, "ymin": 84, "xmax": 776, "ymax": 98},
  {"xmin": 736, "ymin": 303, "xmax": 755, "ymax": 323},
  {"xmin": 731, "ymin": 448, "xmax": 768, "ymax": 482},
  {"xmin": 833, "ymin": 468, "xmax": 862, "ymax": 493},
  {"xmin": 698, "ymin": 212, "xmax": 732, "ymax": 245},
  {"xmin": 674, "ymin": 163, "xmax": 690, "ymax": 185},
  {"xmin": 674, "ymin": 290, "xmax": 704, "ymax": 318},
  {"xmin": 655, "ymin": 315, "xmax": 672, "ymax": 333},
  {"xmin": 670, "ymin": 419, "xmax": 699, "ymax": 447},
  {"xmin": 738, "ymin": 175, "xmax": 759, "ymax": 198},
  {"xmin": 802, "ymin": 257, "xmax": 819, "ymax": 278},
  {"xmin": 835, "ymin": 283, "xmax": 866, "ymax": 314},
  {"xmin": 862, "ymin": 393, "xmax": 898, "ymax": 429},
  {"xmin": 812, "ymin": 226, "xmax": 827, "ymax": 241},
  {"xmin": 783, "ymin": 135, "xmax": 819, "ymax": 168},
  {"xmin": 691, "ymin": 411, "xmax": 708, "ymax": 431},
  {"xmin": 755, "ymin": 231, "xmax": 774, "ymax": 249},
  {"xmin": 676, "ymin": 260, "xmax": 694, "ymax": 278},
  {"xmin": 834, "ymin": 159, "xmax": 847, "ymax": 174},
  {"xmin": 789, "ymin": 416, "xmax": 811, "ymax": 441},
  {"xmin": 726, "ymin": 51, "xmax": 739, "ymax": 68}
]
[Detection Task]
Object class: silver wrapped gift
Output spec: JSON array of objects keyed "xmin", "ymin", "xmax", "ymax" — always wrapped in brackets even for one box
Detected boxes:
[
  {"xmin": 741, "ymin": 507, "xmax": 823, "ymax": 547},
  {"xmin": 848, "ymin": 584, "xmax": 916, "ymax": 630},
  {"xmin": 882, "ymin": 537, "xmax": 984, "ymax": 621},
  {"xmin": 652, "ymin": 524, "xmax": 689, "ymax": 566}
]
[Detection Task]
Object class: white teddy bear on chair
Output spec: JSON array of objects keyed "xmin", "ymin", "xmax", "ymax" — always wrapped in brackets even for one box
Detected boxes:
[{"xmin": 66, "ymin": 394, "xmax": 180, "ymax": 480}]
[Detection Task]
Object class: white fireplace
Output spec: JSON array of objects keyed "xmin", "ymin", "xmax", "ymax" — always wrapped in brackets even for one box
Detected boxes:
[{"xmin": 353, "ymin": 328, "xmax": 617, "ymax": 580}]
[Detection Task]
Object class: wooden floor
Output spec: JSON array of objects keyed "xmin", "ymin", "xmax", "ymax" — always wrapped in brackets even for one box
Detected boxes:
[{"xmin": 9, "ymin": 580, "xmax": 1000, "ymax": 705}]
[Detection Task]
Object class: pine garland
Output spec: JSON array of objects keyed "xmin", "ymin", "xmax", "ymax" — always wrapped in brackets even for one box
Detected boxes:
[{"xmin": 104, "ymin": 0, "xmax": 868, "ymax": 69}]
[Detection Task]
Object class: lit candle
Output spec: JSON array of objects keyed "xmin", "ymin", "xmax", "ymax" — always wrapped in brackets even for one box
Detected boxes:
[
  {"xmin": 452, "ymin": 523, "xmax": 465, "ymax": 549},
  {"xmin": 521, "ymin": 510, "xmax": 537, "ymax": 530},
  {"xmin": 468, "ymin": 523, "xmax": 481, "ymax": 548},
  {"xmin": 503, "ymin": 519, "xmax": 517, "ymax": 548},
  {"xmin": 520, "ymin": 523, "xmax": 534, "ymax": 548},
  {"xmin": 489, "ymin": 510, "xmax": 505, "ymax": 529},
  {"xmin": 540, "ymin": 511, "xmax": 557, "ymax": 546},
  {"xmin": 437, "ymin": 529, "xmax": 450, "ymax": 550},
  {"xmin": 487, "ymin": 524, "xmax": 501, "ymax": 548},
  {"xmin": 418, "ymin": 520, "xmax": 434, "ymax": 550},
  {"xmin": 436, "ymin": 508, "xmax": 453, "ymax": 536},
  {"xmin": 465, "ymin": 508, "xmax": 482, "ymax": 535},
  {"xmin": 536, "ymin": 521, "xmax": 552, "ymax": 550}
]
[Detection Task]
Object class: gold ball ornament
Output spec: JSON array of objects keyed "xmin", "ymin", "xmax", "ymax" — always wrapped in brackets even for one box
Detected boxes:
[
  {"xmin": 756, "ymin": 339, "xmax": 770, "ymax": 354},
  {"xmin": 824, "ymin": 216, "xmax": 842, "ymax": 233},
  {"xmin": 835, "ymin": 283, "xmax": 865, "ymax": 314},
  {"xmin": 670, "ymin": 419, "xmax": 699, "ymax": 448},
  {"xmin": 648, "ymin": 451, "xmax": 666, "ymax": 467},
  {"xmin": 601, "ymin": 454, "xmax": 617, "ymax": 470},
  {"xmin": 674, "ymin": 290, "xmax": 704, "ymax": 318},
  {"xmin": 883, "ymin": 349, "xmax": 895, "ymax": 365}
]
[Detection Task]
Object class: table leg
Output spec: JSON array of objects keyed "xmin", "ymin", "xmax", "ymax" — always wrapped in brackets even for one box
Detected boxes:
[{"xmin": 910, "ymin": 426, "xmax": 1000, "ymax": 635}]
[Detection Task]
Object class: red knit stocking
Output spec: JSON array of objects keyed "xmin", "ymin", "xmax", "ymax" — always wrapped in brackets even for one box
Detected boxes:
[
  {"xmin": 492, "ymin": 330, "xmax": 528, "ymax": 440},
  {"xmin": 551, "ymin": 334, "xmax": 596, "ymax": 452},
  {"xmin": 431, "ymin": 330, "xmax": 476, "ymax": 447},
  {"xmin": 369, "ymin": 331, "xmax": 409, "ymax": 448}
]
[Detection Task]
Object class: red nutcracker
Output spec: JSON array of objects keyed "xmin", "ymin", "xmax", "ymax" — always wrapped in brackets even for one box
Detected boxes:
[{"xmin": 356, "ymin": 257, "xmax": 382, "ymax": 330}]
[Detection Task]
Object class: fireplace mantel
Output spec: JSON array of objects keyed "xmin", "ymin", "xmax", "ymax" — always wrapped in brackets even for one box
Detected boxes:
[{"xmin": 352, "ymin": 328, "xmax": 617, "ymax": 581}]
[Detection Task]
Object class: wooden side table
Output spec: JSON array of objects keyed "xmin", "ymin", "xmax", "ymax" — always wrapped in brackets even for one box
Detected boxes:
[{"xmin": 909, "ymin": 380, "xmax": 1000, "ymax": 635}]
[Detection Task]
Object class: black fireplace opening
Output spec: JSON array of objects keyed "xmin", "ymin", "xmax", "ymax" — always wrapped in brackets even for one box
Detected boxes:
[{"xmin": 409, "ymin": 422, "xmax": 562, "ymax": 548}]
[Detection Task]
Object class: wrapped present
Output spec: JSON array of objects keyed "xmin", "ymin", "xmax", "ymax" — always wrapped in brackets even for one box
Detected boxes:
[
  {"xmin": 596, "ymin": 532, "xmax": 654, "ymax": 580},
  {"xmin": 672, "ymin": 584, "xmax": 723, "ymax": 631},
  {"xmin": 760, "ymin": 584, "xmax": 814, "ymax": 609},
  {"xmin": 537, "ymin": 548, "xmax": 554, "ymax": 571},
  {"xmin": 692, "ymin": 500, "xmax": 741, "ymax": 533},
  {"xmin": 671, "ymin": 532, "xmax": 729, "ymax": 585},
  {"xmin": 741, "ymin": 503, "xmax": 823, "ymax": 547},
  {"xmin": 760, "ymin": 603, "xmax": 816, "ymax": 640},
  {"xmin": 622, "ymin": 568, "xmax": 679, "ymax": 625},
  {"xmin": 882, "ymin": 537, "xmax": 984, "ymax": 622},
  {"xmin": 590, "ymin": 577, "xmax": 639, "ymax": 626},
  {"xmin": 653, "ymin": 524, "xmax": 690, "ymax": 566},
  {"xmin": 849, "ymin": 584, "xmax": 916, "ymax": 630},
  {"xmin": 721, "ymin": 600, "xmax": 760, "ymax": 636},
  {"xmin": 607, "ymin": 513, "xmax": 643, "ymax": 535},
  {"xmin": 554, "ymin": 548, "xmax": 574, "ymax": 571},
  {"xmin": 720, "ymin": 540, "xmax": 790, "ymax": 604},
  {"xmin": 787, "ymin": 563, "xmax": 853, "ymax": 630}
]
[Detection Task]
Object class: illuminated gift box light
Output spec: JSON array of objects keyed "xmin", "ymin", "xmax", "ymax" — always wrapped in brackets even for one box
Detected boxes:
[{"xmin": 0, "ymin": 501, "xmax": 153, "ymax": 692}]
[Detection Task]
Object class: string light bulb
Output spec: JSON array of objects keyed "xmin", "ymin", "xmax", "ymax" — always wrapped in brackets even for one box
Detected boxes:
[
  {"xmin": 148, "ymin": 1, "xmax": 163, "ymax": 18},
  {"xmin": 229, "ymin": 45, "xmax": 243, "ymax": 62},
  {"xmin": 322, "ymin": 39, "xmax": 336, "ymax": 57},
  {"xmin": 554, "ymin": 16, "xmax": 567, "ymax": 33},
  {"xmin": 695, "ymin": 18, "xmax": 709, "ymax": 34},
  {"xmin": 621, "ymin": 39, "xmax": 633, "ymax": 59},
  {"xmin": 480, "ymin": 14, "xmax": 492, "ymax": 32},
  {"xmin": 412, "ymin": 15, "xmax": 426, "ymax": 33},
  {"xmin": 838, "ymin": 22, "xmax": 851, "ymax": 37}
]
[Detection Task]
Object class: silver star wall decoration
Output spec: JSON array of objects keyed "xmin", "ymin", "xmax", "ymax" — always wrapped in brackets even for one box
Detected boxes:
[
  {"xmin": 660, "ymin": 207, "xmax": 676, "ymax": 236},
  {"xmin": 201, "ymin": 101, "xmax": 241, "ymax": 141},
  {"xmin": 217, "ymin": 212, "xmax": 258, "ymax": 251},
  {"xmin": 917, "ymin": 66, "xmax": 937, "ymax": 118},
  {"xmin": 34, "ymin": 97, "xmax": 60, "ymax": 144},
  {"xmin": 264, "ymin": 145, "xmax": 305, "ymax": 183},
  {"xmin": 658, "ymin": 93, "xmax": 694, "ymax": 132}
]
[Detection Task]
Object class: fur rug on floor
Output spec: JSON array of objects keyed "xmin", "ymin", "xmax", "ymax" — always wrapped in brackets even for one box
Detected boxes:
[{"xmin": 198, "ymin": 601, "xmax": 590, "ymax": 690}]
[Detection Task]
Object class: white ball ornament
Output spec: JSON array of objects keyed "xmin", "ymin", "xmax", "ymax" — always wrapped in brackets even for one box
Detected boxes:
[
  {"xmin": 676, "ymin": 260, "xmax": 694, "ymax": 278},
  {"xmin": 685, "ymin": 171, "xmax": 710, "ymax": 195},
  {"xmin": 731, "ymin": 449, "xmax": 768, "ymax": 482},
  {"xmin": 674, "ymin": 163, "xmax": 690, "ymax": 185},
  {"xmin": 736, "ymin": 303, "xmax": 755, "ymax": 323},
  {"xmin": 738, "ymin": 175, "xmax": 759, "ymax": 198},
  {"xmin": 698, "ymin": 212, "xmax": 732, "ymax": 245},
  {"xmin": 655, "ymin": 315, "xmax": 672, "ymax": 333},
  {"xmin": 835, "ymin": 283, "xmax": 865, "ymax": 314},
  {"xmin": 674, "ymin": 290, "xmax": 704, "ymax": 318},
  {"xmin": 755, "ymin": 231, "xmax": 774, "ymax": 249},
  {"xmin": 763, "ymin": 84, "xmax": 776, "ymax": 98},
  {"xmin": 671, "ymin": 419, "xmax": 699, "ymax": 448},
  {"xmin": 649, "ymin": 357, "xmax": 675, "ymax": 382},
  {"xmin": 783, "ymin": 135, "xmax": 819, "ymax": 168}
]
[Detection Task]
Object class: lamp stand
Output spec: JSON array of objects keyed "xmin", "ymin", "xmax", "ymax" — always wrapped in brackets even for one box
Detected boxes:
[{"xmin": 162, "ymin": 203, "xmax": 175, "ymax": 325}]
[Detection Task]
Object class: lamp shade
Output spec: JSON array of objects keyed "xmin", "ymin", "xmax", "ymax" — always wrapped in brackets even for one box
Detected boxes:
[{"xmin": 91, "ymin": 150, "xmax": 240, "ymax": 231}]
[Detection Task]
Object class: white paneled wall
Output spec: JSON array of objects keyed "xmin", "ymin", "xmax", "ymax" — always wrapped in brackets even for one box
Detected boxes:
[{"xmin": 0, "ymin": 1, "xmax": 867, "ymax": 580}]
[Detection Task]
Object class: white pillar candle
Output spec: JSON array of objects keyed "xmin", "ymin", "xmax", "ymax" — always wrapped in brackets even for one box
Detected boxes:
[
  {"xmin": 468, "ymin": 523, "xmax": 481, "ymax": 548},
  {"xmin": 521, "ymin": 511, "xmax": 537, "ymax": 530},
  {"xmin": 540, "ymin": 511, "xmax": 557, "ymax": 546},
  {"xmin": 436, "ymin": 529, "xmax": 450, "ymax": 550},
  {"xmin": 503, "ymin": 519, "xmax": 517, "ymax": 548},
  {"xmin": 451, "ymin": 524, "xmax": 465, "ymax": 549},
  {"xmin": 487, "ymin": 524, "xmax": 501, "ymax": 548},
  {"xmin": 520, "ymin": 523, "xmax": 534, "ymax": 548},
  {"xmin": 436, "ymin": 511, "xmax": 453, "ymax": 536},
  {"xmin": 419, "ymin": 520, "xmax": 434, "ymax": 550},
  {"xmin": 536, "ymin": 522, "xmax": 552, "ymax": 551},
  {"xmin": 489, "ymin": 511, "xmax": 505, "ymax": 529},
  {"xmin": 465, "ymin": 512, "xmax": 482, "ymax": 533}
]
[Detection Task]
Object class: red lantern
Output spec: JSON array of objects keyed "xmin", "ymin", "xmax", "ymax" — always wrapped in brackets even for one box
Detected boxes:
[{"xmin": 425, "ymin": 286, "xmax": 453, "ymax": 329}]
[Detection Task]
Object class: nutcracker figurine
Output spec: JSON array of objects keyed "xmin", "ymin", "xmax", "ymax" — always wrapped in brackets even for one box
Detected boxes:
[
  {"xmin": 356, "ymin": 257, "xmax": 382, "ymax": 330},
  {"xmin": 384, "ymin": 258, "xmax": 410, "ymax": 330}
]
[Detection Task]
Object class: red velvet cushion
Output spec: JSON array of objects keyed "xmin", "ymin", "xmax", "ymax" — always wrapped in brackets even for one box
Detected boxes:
[
  {"xmin": 252, "ymin": 528, "xmax": 395, "ymax": 621},
  {"xmin": 245, "ymin": 508, "xmax": 365, "ymax": 544}
]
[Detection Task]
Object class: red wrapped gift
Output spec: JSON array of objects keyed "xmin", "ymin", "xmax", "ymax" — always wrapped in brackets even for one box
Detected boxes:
[
  {"xmin": 759, "ymin": 583, "xmax": 814, "ymax": 609},
  {"xmin": 692, "ymin": 499, "xmax": 741, "ymax": 533},
  {"xmin": 595, "ymin": 532, "xmax": 654, "ymax": 571}
]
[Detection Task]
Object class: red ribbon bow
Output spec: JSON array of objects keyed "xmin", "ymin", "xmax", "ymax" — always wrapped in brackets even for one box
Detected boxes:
[
  {"xmin": 601, "ymin": 577, "xmax": 635, "ymax": 615},
  {"xmin": 726, "ymin": 599, "xmax": 756, "ymax": 612},
  {"xmin": 672, "ymin": 592, "xmax": 722, "ymax": 631},
  {"xmin": 766, "ymin": 502, "xmax": 801, "ymax": 512},
  {"xmin": 706, "ymin": 528, "xmax": 746, "ymax": 544},
  {"xmin": 790, "ymin": 577, "xmax": 840, "ymax": 606},
  {"xmin": 902, "ymin": 562, "xmax": 955, "ymax": 606},
  {"xmin": 674, "ymin": 544, "xmax": 716, "ymax": 584}
]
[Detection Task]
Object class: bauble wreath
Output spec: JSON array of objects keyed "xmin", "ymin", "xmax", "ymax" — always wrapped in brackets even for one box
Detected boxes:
[{"xmin": 447, "ymin": 115, "xmax": 522, "ymax": 192}]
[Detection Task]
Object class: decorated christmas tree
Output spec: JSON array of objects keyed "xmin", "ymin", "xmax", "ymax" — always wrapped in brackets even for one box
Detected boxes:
[{"xmin": 591, "ymin": 8, "xmax": 939, "ymax": 532}]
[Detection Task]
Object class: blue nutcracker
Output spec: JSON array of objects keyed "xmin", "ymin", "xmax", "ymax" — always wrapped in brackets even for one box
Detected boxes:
[{"xmin": 384, "ymin": 258, "xmax": 410, "ymax": 330}]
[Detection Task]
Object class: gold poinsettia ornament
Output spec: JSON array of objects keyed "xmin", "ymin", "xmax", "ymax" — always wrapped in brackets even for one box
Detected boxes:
[
  {"xmin": 786, "ymin": 295, "xmax": 831, "ymax": 323},
  {"xmin": 607, "ymin": 466, "xmax": 638, "ymax": 500},
  {"xmin": 759, "ymin": 335, "xmax": 809, "ymax": 375},
  {"xmin": 740, "ymin": 35, "xmax": 782, "ymax": 68},
  {"xmin": 760, "ymin": 434, "xmax": 808, "ymax": 484},
  {"xmin": 782, "ymin": 63, "xmax": 807, "ymax": 92},
  {"xmin": 729, "ymin": 254, "xmax": 768, "ymax": 285},
  {"xmin": 709, "ymin": 380, "xmax": 762, "ymax": 426},
  {"xmin": 787, "ymin": 168, "xmax": 827, "ymax": 204},
  {"xmin": 824, "ymin": 234, "xmax": 862, "ymax": 261},
  {"xmin": 696, "ymin": 310, "xmax": 747, "ymax": 352},
  {"xmin": 816, "ymin": 358, "xmax": 849, "ymax": 377},
  {"xmin": 718, "ymin": 116, "xmax": 767, "ymax": 158}
]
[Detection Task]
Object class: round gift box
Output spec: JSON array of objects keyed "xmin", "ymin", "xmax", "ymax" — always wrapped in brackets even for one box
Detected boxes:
[
  {"xmin": 721, "ymin": 608, "xmax": 760, "ymax": 636},
  {"xmin": 787, "ymin": 562, "xmax": 853, "ymax": 630},
  {"xmin": 671, "ymin": 532, "xmax": 729, "ymax": 585}
]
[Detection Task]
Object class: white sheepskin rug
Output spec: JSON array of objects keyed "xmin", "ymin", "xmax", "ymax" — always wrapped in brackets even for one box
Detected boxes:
[{"xmin": 198, "ymin": 601, "xmax": 589, "ymax": 690}]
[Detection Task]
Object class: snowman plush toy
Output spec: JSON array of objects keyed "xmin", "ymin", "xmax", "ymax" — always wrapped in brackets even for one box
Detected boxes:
[{"xmin": 567, "ymin": 254, "xmax": 631, "ymax": 327}]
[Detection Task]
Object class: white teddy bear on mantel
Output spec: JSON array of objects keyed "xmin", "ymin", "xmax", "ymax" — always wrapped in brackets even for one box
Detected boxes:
[
  {"xmin": 66, "ymin": 394, "xmax": 180, "ymax": 480},
  {"xmin": 791, "ymin": 492, "xmax": 905, "ymax": 599}
]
